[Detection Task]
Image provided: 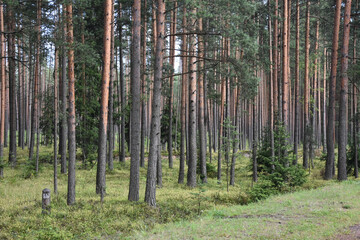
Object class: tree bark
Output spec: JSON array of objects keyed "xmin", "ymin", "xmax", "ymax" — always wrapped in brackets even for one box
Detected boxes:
[
  {"xmin": 325, "ymin": 0, "xmax": 342, "ymax": 180},
  {"xmin": 338, "ymin": 0, "xmax": 352, "ymax": 181},
  {"xmin": 66, "ymin": 2, "xmax": 76, "ymax": 205},
  {"xmin": 187, "ymin": 8, "xmax": 198, "ymax": 188},
  {"xmin": 198, "ymin": 17, "xmax": 207, "ymax": 183},
  {"xmin": 293, "ymin": 0, "xmax": 300, "ymax": 165},
  {"xmin": 108, "ymin": 0, "xmax": 115, "ymax": 171},
  {"xmin": 178, "ymin": 6, "xmax": 187, "ymax": 184},
  {"xmin": 145, "ymin": 0, "xmax": 165, "ymax": 206},
  {"xmin": 168, "ymin": 0, "xmax": 177, "ymax": 169},
  {"xmin": 140, "ymin": 0, "xmax": 147, "ymax": 168},
  {"xmin": 0, "ymin": 2, "xmax": 5, "ymax": 178},
  {"xmin": 128, "ymin": 0, "xmax": 141, "ymax": 202},
  {"xmin": 96, "ymin": 0, "xmax": 112, "ymax": 197},
  {"xmin": 303, "ymin": 0, "xmax": 310, "ymax": 170}
]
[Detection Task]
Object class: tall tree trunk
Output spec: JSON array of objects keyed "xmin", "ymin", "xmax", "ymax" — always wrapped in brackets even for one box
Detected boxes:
[
  {"xmin": 338, "ymin": 0, "xmax": 352, "ymax": 181},
  {"xmin": 293, "ymin": 0, "xmax": 300, "ymax": 165},
  {"xmin": 168, "ymin": 0, "xmax": 177, "ymax": 169},
  {"xmin": 128, "ymin": 0, "xmax": 141, "ymax": 202},
  {"xmin": 0, "ymin": 2, "xmax": 5, "ymax": 178},
  {"xmin": 252, "ymin": 97, "xmax": 257, "ymax": 183},
  {"xmin": 282, "ymin": 0, "xmax": 289, "ymax": 130},
  {"xmin": 96, "ymin": 0, "xmax": 112, "ymax": 198},
  {"xmin": 7, "ymin": 2, "xmax": 16, "ymax": 167},
  {"xmin": 267, "ymin": 0, "xmax": 275, "ymax": 170},
  {"xmin": 145, "ymin": 0, "xmax": 165, "ymax": 206},
  {"xmin": 187, "ymin": 8, "xmax": 198, "ymax": 188},
  {"xmin": 218, "ymin": 40, "xmax": 226, "ymax": 182},
  {"xmin": 54, "ymin": 40, "xmax": 59, "ymax": 195},
  {"xmin": 66, "ymin": 2, "xmax": 76, "ymax": 206},
  {"xmin": 29, "ymin": 0, "xmax": 41, "ymax": 163},
  {"xmin": 178, "ymin": 6, "xmax": 187, "ymax": 184},
  {"xmin": 273, "ymin": 0, "xmax": 278, "ymax": 115},
  {"xmin": 325, "ymin": 0, "xmax": 342, "ymax": 180},
  {"xmin": 119, "ymin": 3, "xmax": 126, "ymax": 163},
  {"xmin": 198, "ymin": 17, "xmax": 207, "ymax": 183},
  {"xmin": 353, "ymin": 4, "xmax": 358, "ymax": 178},
  {"xmin": 303, "ymin": 0, "xmax": 310, "ymax": 170},
  {"xmin": 140, "ymin": 0, "xmax": 147, "ymax": 168},
  {"xmin": 60, "ymin": 8, "xmax": 67, "ymax": 174},
  {"xmin": 108, "ymin": 0, "xmax": 115, "ymax": 171}
]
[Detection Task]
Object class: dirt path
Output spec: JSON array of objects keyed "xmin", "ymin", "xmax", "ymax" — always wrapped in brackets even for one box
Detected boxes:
[{"xmin": 336, "ymin": 225, "xmax": 360, "ymax": 240}]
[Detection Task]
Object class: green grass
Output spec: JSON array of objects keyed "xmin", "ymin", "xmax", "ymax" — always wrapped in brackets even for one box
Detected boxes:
[
  {"xmin": 0, "ymin": 145, "xmax": 337, "ymax": 239},
  {"xmin": 0, "ymin": 146, "xmax": 260, "ymax": 239},
  {"xmin": 133, "ymin": 181, "xmax": 360, "ymax": 240}
]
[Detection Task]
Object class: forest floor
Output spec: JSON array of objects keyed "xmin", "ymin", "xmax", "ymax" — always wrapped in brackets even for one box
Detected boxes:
[
  {"xmin": 133, "ymin": 181, "xmax": 360, "ymax": 240},
  {"xmin": 0, "ymin": 145, "xmax": 344, "ymax": 239}
]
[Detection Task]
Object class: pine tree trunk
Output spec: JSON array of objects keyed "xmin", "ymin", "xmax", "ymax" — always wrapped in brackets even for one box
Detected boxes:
[
  {"xmin": 145, "ymin": 0, "xmax": 165, "ymax": 206},
  {"xmin": 96, "ymin": 0, "xmax": 112, "ymax": 197},
  {"xmin": 118, "ymin": 3, "xmax": 126, "ymax": 163},
  {"xmin": 303, "ymin": 0, "xmax": 310, "ymax": 170},
  {"xmin": 293, "ymin": 0, "xmax": 300, "ymax": 165},
  {"xmin": 198, "ymin": 17, "xmax": 207, "ymax": 183},
  {"xmin": 178, "ymin": 6, "xmax": 187, "ymax": 184},
  {"xmin": 107, "ymin": 1, "xmax": 115, "ymax": 171},
  {"xmin": 66, "ymin": 2, "xmax": 76, "ymax": 205},
  {"xmin": 60, "ymin": 9, "xmax": 67, "ymax": 174},
  {"xmin": 325, "ymin": 0, "xmax": 342, "ymax": 180},
  {"xmin": 0, "ymin": 2, "xmax": 5, "ymax": 178},
  {"xmin": 140, "ymin": 0, "xmax": 147, "ymax": 168},
  {"xmin": 54, "ymin": 12, "xmax": 59, "ymax": 193},
  {"xmin": 338, "ymin": 0, "xmax": 352, "ymax": 181},
  {"xmin": 187, "ymin": 8, "xmax": 198, "ymax": 188},
  {"xmin": 29, "ymin": 0, "xmax": 41, "ymax": 163},
  {"xmin": 7, "ymin": 2, "xmax": 16, "ymax": 167},
  {"xmin": 128, "ymin": 0, "xmax": 142, "ymax": 202},
  {"xmin": 168, "ymin": 0, "xmax": 177, "ymax": 169}
]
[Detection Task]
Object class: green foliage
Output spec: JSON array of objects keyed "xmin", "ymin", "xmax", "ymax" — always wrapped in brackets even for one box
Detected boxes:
[
  {"xmin": 253, "ymin": 122, "xmax": 307, "ymax": 197},
  {"xmin": 22, "ymin": 158, "xmax": 41, "ymax": 179},
  {"xmin": 248, "ymin": 180, "xmax": 278, "ymax": 202}
]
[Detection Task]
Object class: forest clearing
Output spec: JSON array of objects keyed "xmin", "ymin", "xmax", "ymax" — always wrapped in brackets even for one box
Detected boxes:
[{"xmin": 0, "ymin": 0, "xmax": 360, "ymax": 239}]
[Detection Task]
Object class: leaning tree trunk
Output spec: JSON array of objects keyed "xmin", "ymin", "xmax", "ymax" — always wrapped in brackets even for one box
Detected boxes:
[
  {"xmin": 145, "ymin": 0, "xmax": 165, "ymax": 207},
  {"xmin": 338, "ymin": 0, "xmax": 352, "ymax": 181},
  {"xmin": 325, "ymin": 0, "xmax": 342, "ymax": 180}
]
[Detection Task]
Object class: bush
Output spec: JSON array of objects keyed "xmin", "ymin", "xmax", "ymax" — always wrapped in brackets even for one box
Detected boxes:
[
  {"xmin": 248, "ymin": 180, "xmax": 278, "ymax": 202},
  {"xmin": 251, "ymin": 121, "xmax": 308, "ymax": 197}
]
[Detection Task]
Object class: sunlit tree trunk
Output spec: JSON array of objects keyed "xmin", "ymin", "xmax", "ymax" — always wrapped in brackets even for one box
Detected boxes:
[
  {"xmin": 66, "ymin": 2, "xmax": 76, "ymax": 205},
  {"xmin": 338, "ymin": 0, "xmax": 352, "ymax": 181},
  {"xmin": 325, "ymin": 0, "xmax": 342, "ymax": 180}
]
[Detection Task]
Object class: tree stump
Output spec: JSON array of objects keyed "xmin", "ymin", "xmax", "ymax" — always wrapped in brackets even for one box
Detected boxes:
[{"xmin": 42, "ymin": 188, "xmax": 51, "ymax": 214}]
